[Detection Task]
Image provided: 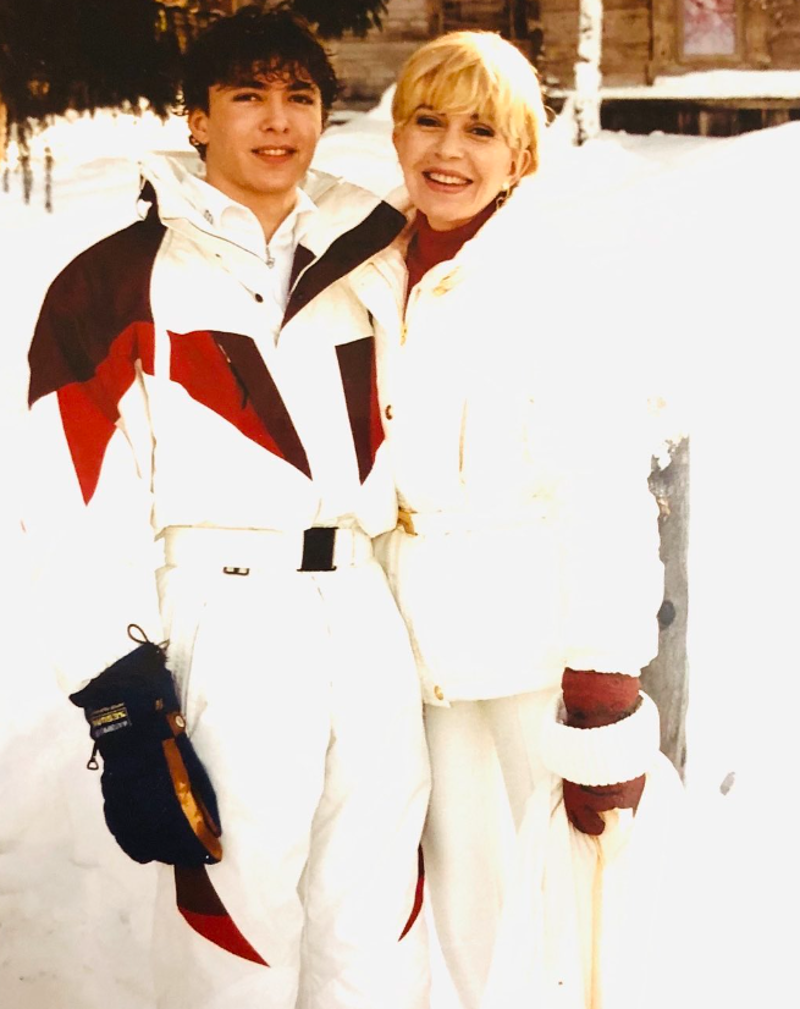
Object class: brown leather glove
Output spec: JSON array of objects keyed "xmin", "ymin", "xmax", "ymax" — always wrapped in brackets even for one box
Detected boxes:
[{"xmin": 561, "ymin": 668, "xmax": 646, "ymax": 836}]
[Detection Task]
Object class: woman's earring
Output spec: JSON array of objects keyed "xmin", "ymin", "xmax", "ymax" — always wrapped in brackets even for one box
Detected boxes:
[{"xmin": 496, "ymin": 181, "xmax": 512, "ymax": 209}]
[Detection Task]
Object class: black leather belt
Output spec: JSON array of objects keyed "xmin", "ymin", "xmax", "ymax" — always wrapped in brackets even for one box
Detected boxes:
[{"xmin": 299, "ymin": 527, "xmax": 337, "ymax": 572}]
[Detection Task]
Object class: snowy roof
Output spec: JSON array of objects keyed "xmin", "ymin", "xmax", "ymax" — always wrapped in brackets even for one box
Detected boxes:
[{"xmin": 550, "ymin": 70, "xmax": 800, "ymax": 102}]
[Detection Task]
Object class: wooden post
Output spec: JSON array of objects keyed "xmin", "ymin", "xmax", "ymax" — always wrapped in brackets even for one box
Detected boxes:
[
  {"xmin": 744, "ymin": 3, "xmax": 773, "ymax": 66},
  {"xmin": 430, "ymin": 0, "xmax": 445, "ymax": 35}
]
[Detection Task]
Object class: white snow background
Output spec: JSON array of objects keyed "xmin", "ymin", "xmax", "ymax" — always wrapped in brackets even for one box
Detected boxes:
[{"xmin": 1, "ymin": 93, "xmax": 799, "ymax": 1007}]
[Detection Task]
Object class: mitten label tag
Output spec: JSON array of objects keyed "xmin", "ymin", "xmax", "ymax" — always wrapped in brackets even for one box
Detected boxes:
[{"xmin": 88, "ymin": 703, "xmax": 132, "ymax": 739}]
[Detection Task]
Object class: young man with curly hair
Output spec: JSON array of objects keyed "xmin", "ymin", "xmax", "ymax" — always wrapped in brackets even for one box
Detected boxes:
[{"xmin": 25, "ymin": 8, "xmax": 429, "ymax": 1008}]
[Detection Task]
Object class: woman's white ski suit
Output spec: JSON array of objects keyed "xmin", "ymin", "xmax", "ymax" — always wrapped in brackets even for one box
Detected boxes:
[{"xmin": 348, "ymin": 179, "xmax": 683, "ymax": 1009}]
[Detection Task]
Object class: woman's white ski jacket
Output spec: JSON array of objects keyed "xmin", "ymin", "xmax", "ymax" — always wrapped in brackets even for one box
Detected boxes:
[{"xmin": 350, "ymin": 179, "xmax": 667, "ymax": 706}]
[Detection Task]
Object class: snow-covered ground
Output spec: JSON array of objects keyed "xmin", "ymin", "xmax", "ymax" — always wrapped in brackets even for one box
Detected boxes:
[{"xmin": 1, "ymin": 100, "xmax": 799, "ymax": 1007}]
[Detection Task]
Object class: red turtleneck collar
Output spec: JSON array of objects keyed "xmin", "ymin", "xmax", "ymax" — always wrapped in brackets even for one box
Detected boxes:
[{"xmin": 405, "ymin": 200, "xmax": 497, "ymax": 303}]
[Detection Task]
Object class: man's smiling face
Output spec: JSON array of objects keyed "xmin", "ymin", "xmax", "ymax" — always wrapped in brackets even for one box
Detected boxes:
[{"xmin": 188, "ymin": 67, "xmax": 323, "ymax": 207}]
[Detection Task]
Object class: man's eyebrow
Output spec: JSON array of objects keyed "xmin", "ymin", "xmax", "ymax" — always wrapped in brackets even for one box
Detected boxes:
[
  {"xmin": 220, "ymin": 79, "xmax": 267, "ymax": 91},
  {"xmin": 221, "ymin": 78, "xmax": 318, "ymax": 93},
  {"xmin": 286, "ymin": 79, "xmax": 318, "ymax": 93}
]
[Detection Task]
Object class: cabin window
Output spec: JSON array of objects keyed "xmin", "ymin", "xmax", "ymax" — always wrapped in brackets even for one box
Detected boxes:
[{"xmin": 681, "ymin": 0, "xmax": 738, "ymax": 57}]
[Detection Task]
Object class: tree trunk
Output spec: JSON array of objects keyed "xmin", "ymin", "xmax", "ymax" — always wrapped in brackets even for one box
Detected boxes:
[
  {"xmin": 642, "ymin": 437, "xmax": 690, "ymax": 777},
  {"xmin": 573, "ymin": 0, "xmax": 603, "ymax": 144},
  {"xmin": 0, "ymin": 92, "xmax": 6, "ymax": 164}
]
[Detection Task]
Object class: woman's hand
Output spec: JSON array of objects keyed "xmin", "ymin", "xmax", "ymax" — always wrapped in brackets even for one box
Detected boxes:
[
  {"xmin": 562, "ymin": 775, "xmax": 646, "ymax": 836},
  {"xmin": 561, "ymin": 667, "xmax": 645, "ymax": 836}
]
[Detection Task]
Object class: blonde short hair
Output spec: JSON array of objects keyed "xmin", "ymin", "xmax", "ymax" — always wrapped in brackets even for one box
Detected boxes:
[{"xmin": 392, "ymin": 31, "xmax": 545, "ymax": 175}]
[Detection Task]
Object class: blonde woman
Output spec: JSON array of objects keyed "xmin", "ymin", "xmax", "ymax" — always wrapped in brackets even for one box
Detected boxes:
[{"xmin": 349, "ymin": 31, "xmax": 674, "ymax": 1008}]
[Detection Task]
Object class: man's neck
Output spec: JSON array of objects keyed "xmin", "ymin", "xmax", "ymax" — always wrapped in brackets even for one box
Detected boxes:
[
  {"xmin": 204, "ymin": 172, "xmax": 299, "ymax": 243},
  {"xmin": 253, "ymin": 190, "xmax": 299, "ymax": 244}
]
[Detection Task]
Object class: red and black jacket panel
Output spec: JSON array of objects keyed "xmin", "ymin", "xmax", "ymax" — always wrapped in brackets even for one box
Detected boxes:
[{"xmin": 28, "ymin": 189, "xmax": 406, "ymax": 502}]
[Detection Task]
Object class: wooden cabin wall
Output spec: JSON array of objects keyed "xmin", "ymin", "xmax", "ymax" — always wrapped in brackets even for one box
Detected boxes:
[
  {"xmin": 652, "ymin": 0, "xmax": 800, "ymax": 77},
  {"xmin": 748, "ymin": 3, "xmax": 800, "ymax": 68},
  {"xmin": 440, "ymin": 0, "xmax": 509, "ymax": 31},
  {"xmin": 540, "ymin": 0, "xmax": 653, "ymax": 88},
  {"xmin": 231, "ymin": 0, "xmax": 800, "ymax": 95},
  {"xmin": 602, "ymin": 0, "xmax": 652, "ymax": 84},
  {"xmin": 539, "ymin": 0, "xmax": 580, "ymax": 87},
  {"xmin": 331, "ymin": 0, "xmax": 436, "ymax": 106}
]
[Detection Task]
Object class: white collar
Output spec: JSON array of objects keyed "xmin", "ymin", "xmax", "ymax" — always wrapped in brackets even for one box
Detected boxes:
[
  {"xmin": 182, "ymin": 172, "xmax": 318, "ymax": 259},
  {"xmin": 139, "ymin": 156, "xmax": 320, "ymax": 259}
]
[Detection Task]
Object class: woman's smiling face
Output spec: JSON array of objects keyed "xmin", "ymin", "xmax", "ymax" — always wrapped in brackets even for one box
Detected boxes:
[{"xmin": 393, "ymin": 107, "xmax": 529, "ymax": 231}]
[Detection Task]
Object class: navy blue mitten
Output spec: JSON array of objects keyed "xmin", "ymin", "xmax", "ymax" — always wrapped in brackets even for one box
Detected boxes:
[{"xmin": 69, "ymin": 640, "xmax": 222, "ymax": 867}]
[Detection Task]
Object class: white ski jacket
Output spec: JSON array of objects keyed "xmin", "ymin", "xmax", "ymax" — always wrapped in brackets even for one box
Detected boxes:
[
  {"xmin": 24, "ymin": 157, "xmax": 407, "ymax": 692},
  {"xmin": 350, "ymin": 178, "xmax": 666, "ymax": 706}
]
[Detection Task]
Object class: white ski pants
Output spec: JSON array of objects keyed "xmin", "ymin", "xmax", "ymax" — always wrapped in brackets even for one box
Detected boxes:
[
  {"xmin": 425, "ymin": 696, "xmax": 688, "ymax": 1009},
  {"xmin": 422, "ymin": 689, "xmax": 557, "ymax": 1009},
  {"xmin": 151, "ymin": 527, "xmax": 431, "ymax": 1009}
]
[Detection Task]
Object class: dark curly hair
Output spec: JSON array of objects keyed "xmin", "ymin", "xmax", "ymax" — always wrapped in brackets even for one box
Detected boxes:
[{"xmin": 182, "ymin": 4, "xmax": 339, "ymax": 158}]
